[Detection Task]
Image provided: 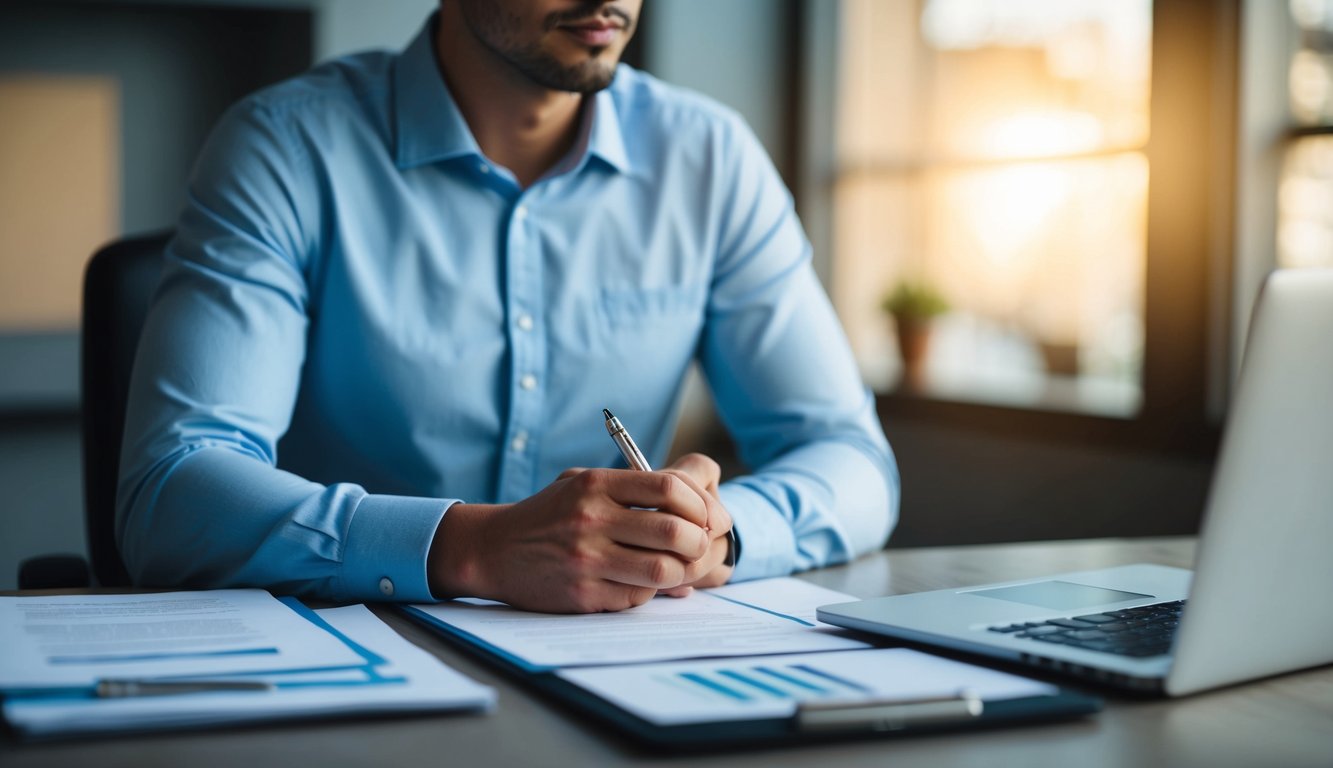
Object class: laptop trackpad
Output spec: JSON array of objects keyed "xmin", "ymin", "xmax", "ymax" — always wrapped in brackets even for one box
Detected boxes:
[{"xmin": 966, "ymin": 581, "xmax": 1153, "ymax": 611}]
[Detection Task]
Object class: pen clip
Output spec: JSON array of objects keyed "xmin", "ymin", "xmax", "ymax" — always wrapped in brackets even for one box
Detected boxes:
[{"xmin": 794, "ymin": 690, "xmax": 984, "ymax": 733}]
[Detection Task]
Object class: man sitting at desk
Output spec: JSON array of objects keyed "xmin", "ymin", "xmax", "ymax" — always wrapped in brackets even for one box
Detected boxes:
[{"xmin": 117, "ymin": 0, "xmax": 899, "ymax": 613}]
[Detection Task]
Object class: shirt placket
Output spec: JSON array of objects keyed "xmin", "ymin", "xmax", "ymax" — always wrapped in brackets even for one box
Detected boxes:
[{"xmin": 496, "ymin": 189, "xmax": 547, "ymax": 503}]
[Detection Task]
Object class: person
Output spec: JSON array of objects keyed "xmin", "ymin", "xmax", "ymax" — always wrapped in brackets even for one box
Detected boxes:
[{"xmin": 117, "ymin": 0, "xmax": 899, "ymax": 613}]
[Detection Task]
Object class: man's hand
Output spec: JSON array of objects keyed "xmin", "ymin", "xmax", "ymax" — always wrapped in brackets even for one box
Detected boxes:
[
  {"xmin": 426, "ymin": 468, "xmax": 715, "ymax": 613},
  {"xmin": 658, "ymin": 453, "xmax": 735, "ymax": 594}
]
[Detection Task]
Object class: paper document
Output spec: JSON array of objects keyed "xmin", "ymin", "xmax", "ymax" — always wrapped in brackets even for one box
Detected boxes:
[
  {"xmin": 705, "ymin": 577, "xmax": 863, "ymax": 625},
  {"xmin": 406, "ymin": 577, "xmax": 870, "ymax": 670},
  {"xmin": 3, "ymin": 605, "xmax": 496, "ymax": 739},
  {"xmin": 0, "ymin": 590, "xmax": 368, "ymax": 690},
  {"xmin": 559, "ymin": 648, "xmax": 1059, "ymax": 726}
]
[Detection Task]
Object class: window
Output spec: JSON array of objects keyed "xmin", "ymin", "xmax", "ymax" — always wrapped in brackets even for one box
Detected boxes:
[
  {"xmin": 1280, "ymin": 0, "xmax": 1333, "ymax": 269},
  {"xmin": 832, "ymin": 0, "xmax": 1153, "ymax": 417},
  {"xmin": 801, "ymin": 0, "xmax": 1231, "ymax": 455}
]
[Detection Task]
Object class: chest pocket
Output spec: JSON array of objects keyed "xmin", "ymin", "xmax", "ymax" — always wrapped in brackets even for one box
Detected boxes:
[
  {"xmin": 594, "ymin": 283, "xmax": 708, "ymax": 370},
  {"xmin": 598, "ymin": 283, "xmax": 707, "ymax": 328}
]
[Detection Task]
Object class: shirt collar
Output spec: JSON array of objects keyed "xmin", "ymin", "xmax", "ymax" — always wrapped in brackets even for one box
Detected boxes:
[
  {"xmin": 392, "ymin": 15, "xmax": 479, "ymax": 168},
  {"xmin": 392, "ymin": 14, "xmax": 632, "ymax": 176},
  {"xmin": 585, "ymin": 85, "xmax": 631, "ymax": 175}
]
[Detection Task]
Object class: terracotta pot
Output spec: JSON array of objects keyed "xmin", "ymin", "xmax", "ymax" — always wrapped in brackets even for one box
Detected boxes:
[
  {"xmin": 1039, "ymin": 341, "xmax": 1080, "ymax": 376},
  {"xmin": 893, "ymin": 316, "xmax": 932, "ymax": 391}
]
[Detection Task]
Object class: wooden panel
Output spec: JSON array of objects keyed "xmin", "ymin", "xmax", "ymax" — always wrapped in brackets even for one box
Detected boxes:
[{"xmin": 0, "ymin": 75, "xmax": 119, "ymax": 331}]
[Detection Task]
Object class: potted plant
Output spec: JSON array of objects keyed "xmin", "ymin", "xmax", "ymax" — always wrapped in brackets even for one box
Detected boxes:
[{"xmin": 880, "ymin": 281, "xmax": 949, "ymax": 390}]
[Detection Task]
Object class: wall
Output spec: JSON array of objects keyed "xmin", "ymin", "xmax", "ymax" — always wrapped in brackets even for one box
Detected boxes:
[
  {"xmin": 643, "ymin": 0, "xmax": 792, "ymax": 179},
  {"xmin": 316, "ymin": 0, "xmax": 438, "ymax": 62},
  {"xmin": 884, "ymin": 418, "xmax": 1214, "ymax": 547}
]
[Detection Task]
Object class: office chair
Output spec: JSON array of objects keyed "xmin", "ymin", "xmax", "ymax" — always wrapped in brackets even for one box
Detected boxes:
[{"xmin": 17, "ymin": 231, "xmax": 170, "ymax": 589}]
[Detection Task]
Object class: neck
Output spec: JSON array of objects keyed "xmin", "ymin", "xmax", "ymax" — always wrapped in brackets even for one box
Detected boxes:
[{"xmin": 435, "ymin": 5, "xmax": 585, "ymax": 188}]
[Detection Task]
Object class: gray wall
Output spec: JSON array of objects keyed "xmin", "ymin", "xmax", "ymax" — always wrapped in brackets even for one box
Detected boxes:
[
  {"xmin": 643, "ymin": 0, "xmax": 791, "ymax": 178},
  {"xmin": 884, "ymin": 419, "xmax": 1213, "ymax": 548},
  {"xmin": 0, "ymin": 417, "xmax": 85, "ymax": 589},
  {"xmin": 316, "ymin": 0, "xmax": 438, "ymax": 62}
]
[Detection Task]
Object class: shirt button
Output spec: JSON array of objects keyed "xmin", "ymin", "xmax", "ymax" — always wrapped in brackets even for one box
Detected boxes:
[
  {"xmin": 478, "ymin": 163, "xmax": 490, "ymax": 174},
  {"xmin": 511, "ymin": 431, "xmax": 529, "ymax": 453},
  {"xmin": 516, "ymin": 314, "xmax": 534, "ymax": 332},
  {"xmin": 515, "ymin": 205, "xmax": 528, "ymax": 221},
  {"xmin": 520, "ymin": 374, "xmax": 537, "ymax": 391},
  {"xmin": 378, "ymin": 577, "xmax": 394, "ymax": 597}
]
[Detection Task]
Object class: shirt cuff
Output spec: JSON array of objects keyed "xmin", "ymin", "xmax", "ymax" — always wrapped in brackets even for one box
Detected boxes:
[
  {"xmin": 338, "ymin": 493, "xmax": 454, "ymax": 602},
  {"xmin": 719, "ymin": 481, "xmax": 796, "ymax": 582}
]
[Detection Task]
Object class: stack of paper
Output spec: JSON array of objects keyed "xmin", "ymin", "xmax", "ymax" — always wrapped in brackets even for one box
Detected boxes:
[
  {"xmin": 405, "ymin": 577, "xmax": 873, "ymax": 671},
  {"xmin": 405, "ymin": 577, "xmax": 1058, "ymax": 728},
  {"xmin": 559, "ymin": 648, "xmax": 1057, "ymax": 726},
  {"xmin": 0, "ymin": 591, "xmax": 494, "ymax": 739}
]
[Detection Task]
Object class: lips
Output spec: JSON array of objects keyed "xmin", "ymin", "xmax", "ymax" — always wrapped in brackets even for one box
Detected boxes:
[{"xmin": 559, "ymin": 18, "xmax": 623, "ymax": 48}]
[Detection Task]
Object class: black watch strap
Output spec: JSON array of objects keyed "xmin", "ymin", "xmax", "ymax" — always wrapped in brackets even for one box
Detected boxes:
[{"xmin": 723, "ymin": 527, "xmax": 740, "ymax": 568}]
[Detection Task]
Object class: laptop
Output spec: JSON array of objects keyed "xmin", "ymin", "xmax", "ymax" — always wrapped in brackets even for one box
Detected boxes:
[{"xmin": 817, "ymin": 269, "xmax": 1333, "ymax": 696}]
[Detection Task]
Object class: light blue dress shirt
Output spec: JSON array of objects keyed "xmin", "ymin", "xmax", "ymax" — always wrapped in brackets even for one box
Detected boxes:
[{"xmin": 118, "ymin": 19, "xmax": 899, "ymax": 602}]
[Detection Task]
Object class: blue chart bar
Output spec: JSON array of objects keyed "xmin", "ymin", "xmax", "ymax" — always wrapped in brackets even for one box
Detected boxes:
[
  {"xmin": 679, "ymin": 672, "xmax": 749, "ymax": 701},
  {"xmin": 790, "ymin": 663, "xmax": 875, "ymax": 694},
  {"xmin": 679, "ymin": 663, "xmax": 872, "ymax": 703},
  {"xmin": 717, "ymin": 669, "xmax": 791, "ymax": 698},
  {"xmin": 755, "ymin": 666, "xmax": 829, "ymax": 694}
]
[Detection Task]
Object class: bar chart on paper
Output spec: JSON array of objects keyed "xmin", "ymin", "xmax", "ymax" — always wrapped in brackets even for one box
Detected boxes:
[
  {"xmin": 671, "ymin": 661, "xmax": 872, "ymax": 703},
  {"xmin": 558, "ymin": 649, "xmax": 1057, "ymax": 726}
]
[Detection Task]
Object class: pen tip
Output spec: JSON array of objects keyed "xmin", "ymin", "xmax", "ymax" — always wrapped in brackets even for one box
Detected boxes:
[{"xmin": 602, "ymin": 408, "xmax": 613, "ymax": 421}]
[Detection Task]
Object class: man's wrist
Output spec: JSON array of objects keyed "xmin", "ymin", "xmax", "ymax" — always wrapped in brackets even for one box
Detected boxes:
[{"xmin": 427, "ymin": 502, "xmax": 498, "ymax": 600}]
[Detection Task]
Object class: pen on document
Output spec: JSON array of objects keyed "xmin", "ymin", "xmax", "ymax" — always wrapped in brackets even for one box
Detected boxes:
[
  {"xmin": 603, "ymin": 408, "xmax": 652, "ymax": 471},
  {"xmin": 94, "ymin": 679, "xmax": 274, "ymax": 698},
  {"xmin": 795, "ymin": 689, "xmax": 984, "ymax": 732}
]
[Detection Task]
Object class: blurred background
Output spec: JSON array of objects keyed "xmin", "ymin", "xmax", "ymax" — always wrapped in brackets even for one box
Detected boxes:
[{"xmin": 0, "ymin": 0, "xmax": 1327, "ymax": 588}]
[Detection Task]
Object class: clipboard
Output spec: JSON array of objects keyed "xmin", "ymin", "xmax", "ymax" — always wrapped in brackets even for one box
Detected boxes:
[{"xmin": 399, "ymin": 606, "xmax": 1102, "ymax": 752}]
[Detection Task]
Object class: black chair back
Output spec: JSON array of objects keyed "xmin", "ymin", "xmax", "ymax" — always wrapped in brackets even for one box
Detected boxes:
[{"xmin": 81, "ymin": 231, "xmax": 170, "ymax": 587}]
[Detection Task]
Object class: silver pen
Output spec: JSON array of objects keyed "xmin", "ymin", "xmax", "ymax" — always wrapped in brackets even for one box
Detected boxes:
[
  {"xmin": 603, "ymin": 408, "xmax": 652, "ymax": 471},
  {"xmin": 795, "ymin": 689, "xmax": 985, "ymax": 732},
  {"xmin": 602, "ymin": 409, "xmax": 739, "ymax": 567}
]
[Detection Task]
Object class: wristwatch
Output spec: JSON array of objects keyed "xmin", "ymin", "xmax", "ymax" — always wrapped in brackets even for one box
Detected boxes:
[{"xmin": 723, "ymin": 527, "xmax": 740, "ymax": 568}]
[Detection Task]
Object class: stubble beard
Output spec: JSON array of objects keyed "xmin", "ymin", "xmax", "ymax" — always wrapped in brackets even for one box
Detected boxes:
[
  {"xmin": 458, "ymin": 2, "xmax": 624, "ymax": 94},
  {"xmin": 500, "ymin": 42, "xmax": 618, "ymax": 93}
]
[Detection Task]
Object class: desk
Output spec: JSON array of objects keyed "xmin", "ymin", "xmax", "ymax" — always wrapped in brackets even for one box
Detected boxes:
[{"xmin": 3, "ymin": 537, "xmax": 1331, "ymax": 768}]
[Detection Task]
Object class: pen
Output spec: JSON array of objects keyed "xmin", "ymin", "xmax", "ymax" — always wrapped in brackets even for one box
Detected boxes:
[
  {"xmin": 795, "ymin": 690, "xmax": 984, "ymax": 733},
  {"xmin": 95, "ymin": 679, "xmax": 274, "ymax": 698},
  {"xmin": 602, "ymin": 409, "xmax": 738, "ymax": 568},
  {"xmin": 603, "ymin": 408, "xmax": 652, "ymax": 471}
]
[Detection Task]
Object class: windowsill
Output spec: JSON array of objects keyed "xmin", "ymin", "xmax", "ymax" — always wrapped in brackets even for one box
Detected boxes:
[
  {"xmin": 862, "ymin": 352, "xmax": 1141, "ymax": 419},
  {"xmin": 881, "ymin": 368, "xmax": 1140, "ymax": 419}
]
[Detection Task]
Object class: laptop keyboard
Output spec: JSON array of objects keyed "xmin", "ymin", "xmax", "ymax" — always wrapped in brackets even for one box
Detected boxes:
[{"xmin": 987, "ymin": 600, "xmax": 1185, "ymax": 658}]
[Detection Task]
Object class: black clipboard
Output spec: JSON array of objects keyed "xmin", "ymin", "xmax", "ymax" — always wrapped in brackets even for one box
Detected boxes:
[{"xmin": 398, "ymin": 606, "xmax": 1102, "ymax": 752}]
